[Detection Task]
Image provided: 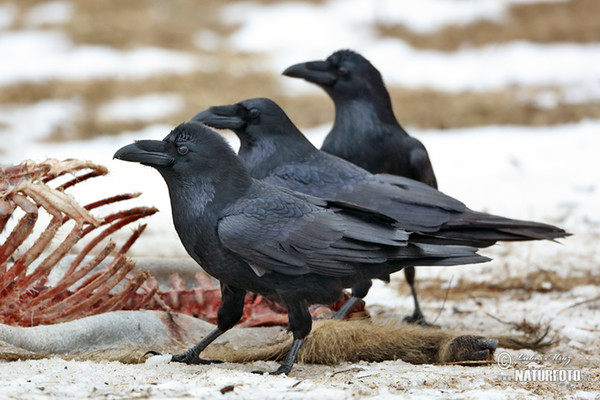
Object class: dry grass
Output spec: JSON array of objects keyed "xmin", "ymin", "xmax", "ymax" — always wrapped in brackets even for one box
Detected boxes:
[
  {"xmin": 0, "ymin": 70, "xmax": 284, "ymax": 140},
  {"xmin": 397, "ymin": 269, "xmax": 600, "ymax": 302},
  {"xmin": 2, "ymin": 0, "xmax": 600, "ymax": 140},
  {"xmin": 14, "ymin": 0, "xmax": 233, "ymax": 51},
  {"xmin": 284, "ymin": 87, "xmax": 600, "ymax": 130},
  {"xmin": 377, "ymin": 0, "xmax": 600, "ymax": 51}
]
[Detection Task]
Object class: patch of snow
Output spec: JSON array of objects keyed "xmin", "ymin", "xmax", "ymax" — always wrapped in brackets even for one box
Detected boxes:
[
  {"xmin": 0, "ymin": 30, "xmax": 201, "ymax": 86},
  {"xmin": 24, "ymin": 1, "xmax": 74, "ymax": 27},
  {"xmin": 562, "ymin": 84, "xmax": 600, "ymax": 105},
  {"xmin": 97, "ymin": 93, "xmax": 186, "ymax": 122},
  {"xmin": 145, "ymin": 354, "xmax": 173, "ymax": 365},
  {"xmin": 193, "ymin": 29, "xmax": 223, "ymax": 51},
  {"xmin": 224, "ymin": 1, "xmax": 600, "ymax": 92},
  {"xmin": 0, "ymin": 99, "xmax": 83, "ymax": 159},
  {"xmin": 225, "ymin": 0, "xmax": 567, "ymax": 40},
  {"xmin": 371, "ymin": 0, "xmax": 506, "ymax": 34},
  {"xmin": 517, "ymin": 84, "xmax": 600, "ymax": 110},
  {"xmin": 0, "ymin": 3, "xmax": 17, "ymax": 30},
  {"xmin": 374, "ymin": 41, "xmax": 600, "ymax": 92}
]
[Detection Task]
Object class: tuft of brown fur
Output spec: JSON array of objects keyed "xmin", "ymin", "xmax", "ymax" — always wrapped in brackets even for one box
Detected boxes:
[{"xmin": 201, "ymin": 320, "xmax": 498, "ymax": 365}]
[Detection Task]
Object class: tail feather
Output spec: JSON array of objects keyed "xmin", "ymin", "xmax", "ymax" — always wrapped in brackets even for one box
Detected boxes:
[{"xmin": 421, "ymin": 210, "xmax": 571, "ymax": 246}]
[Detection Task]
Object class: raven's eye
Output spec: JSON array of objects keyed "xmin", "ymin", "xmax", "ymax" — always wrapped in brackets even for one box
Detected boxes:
[
  {"xmin": 177, "ymin": 145, "xmax": 189, "ymax": 155},
  {"xmin": 248, "ymin": 108, "xmax": 260, "ymax": 119},
  {"xmin": 338, "ymin": 66, "xmax": 348, "ymax": 76}
]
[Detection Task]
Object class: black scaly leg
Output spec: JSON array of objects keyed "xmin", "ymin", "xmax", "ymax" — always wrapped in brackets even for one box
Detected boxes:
[
  {"xmin": 171, "ymin": 283, "xmax": 246, "ymax": 364},
  {"xmin": 254, "ymin": 298, "xmax": 312, "ymax": 375},
  {"xmin": 403, "ymin": 267, "xmax": 428, "ymax": 325},
  {"xmin": 333, "ymin": 280, "xmax": 371, "ymax": 319}
]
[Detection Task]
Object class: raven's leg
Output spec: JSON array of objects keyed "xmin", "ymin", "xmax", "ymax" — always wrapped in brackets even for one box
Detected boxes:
[
  {"xmin": 403, "ymin": 267, "xmax": 428, "ymax": 325},
  {"xmin": 171, "ymin": 283, "xmax": 246, "ymax": 365},
  {"xmin": 255, "ymin": 299, "xmax": 311, "ymax": 375},
  {"xmin": 332, "ymin": 280, "xmax": 372, "ymax": 320}
]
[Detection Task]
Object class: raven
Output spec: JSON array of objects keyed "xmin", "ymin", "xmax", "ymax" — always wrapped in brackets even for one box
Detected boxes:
[
  {"xmin": 282, "ymin": 49, "xmax": 435, "ymax": 185},
  {"xmin": 114, "ymin": 122, "xmax": 490, "ymax": 374},
  {"xmin": 192, "ymin": 98, "xmax": 569, "ymax": 321},
  {"xmin": 284, "ymin": 49, "xmax": 437, "ymax": 323}
]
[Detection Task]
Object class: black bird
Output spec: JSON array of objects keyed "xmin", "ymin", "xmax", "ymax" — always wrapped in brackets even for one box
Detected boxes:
[
  {"xmin": 114, "ymin": 122, "xmax": 490, "ymax": 374},
  {"xmin": 284, "ymin": 49, "xmax": 437, "ymax": 323},
  {"xmin": 283, "ymin": 49, "xmax": 435, "ymax": 185},
  {"xmin": 191, "ymin": 98, "xmax": 570, "ymax": 321}
]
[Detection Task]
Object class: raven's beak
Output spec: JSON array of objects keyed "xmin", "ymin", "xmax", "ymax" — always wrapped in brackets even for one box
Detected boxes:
[
  {"xmin": 283, "ymin": 61, "xmax": 336, "ymax": 86},
  {"xmin": 113, "ymin": 140, "xmax": 174, "ymax": 167},
  {"xmin": 191, "ymin": 105, "xmax": 245, "ymax": 130}
]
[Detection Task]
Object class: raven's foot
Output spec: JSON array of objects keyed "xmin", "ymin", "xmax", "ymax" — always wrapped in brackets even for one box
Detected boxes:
[
  {"xmin": 403, "ymin": 310, "xmax": 430, "ymax": 326},
  {"xmin": 171, "ymin": 351, "xmax": 223, "ymax": 365},
  {"xmin": 441, "ymin": 336, "xmax": 499, "ymax": 363},
  {"xmin": 251, "ymin": 364, "xmax": 292, "ymax": 376}
]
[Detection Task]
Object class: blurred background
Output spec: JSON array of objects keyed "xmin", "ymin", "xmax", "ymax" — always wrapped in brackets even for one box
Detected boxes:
[
  {"xmin": 1, "ymin": 0, "xmax": 598, "ymax": 253},
  {"xmin": 2, "ymin": 0, "xmax": 599, "ymax": 143}
]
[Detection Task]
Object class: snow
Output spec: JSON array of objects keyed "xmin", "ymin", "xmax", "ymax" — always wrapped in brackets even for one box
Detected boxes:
[
  {"xmin": 193, "ymin": 29, "xmax": 224, "ymax": 51},
  {"xmin": 225, "ymin": 1, "xmax": 600, "ymax": 94},
  {"xmin": 368, "ymin": 41, "xmax": 600, "ymax": 92},
  {"xmin": 0, "ymin": 3, "xmax": 17, "ymax": 30},
  {"xmin": 24, "ymin": 1, "xmax": 74, "ymax": 27},
  {"xmin": 224, "ymin": 0, "xmax": 568, "ymax": 39},
  {"xmin": 0, "ymin": 30, "xmax": 201, "ymax": 86},
  {"xmin": 97, "ymin": 93, "xmax": 186, "ymax": 122},
  {"xmin": 0, "ymin": 99, "xmax": 83, "ymax": 160},
  {"xmin": 231, "ymin": 24, "xmax": 600, "ymax": 93}
]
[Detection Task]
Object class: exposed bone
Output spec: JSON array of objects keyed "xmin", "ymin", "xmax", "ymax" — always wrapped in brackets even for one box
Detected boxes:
[{"xmin": 0, "ymin": 159, "xmax": 157, "ymax": 327}]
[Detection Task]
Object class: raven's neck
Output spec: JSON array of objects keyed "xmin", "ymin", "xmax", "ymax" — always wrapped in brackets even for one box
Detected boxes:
[
  {"xmin": 166, "ymin": 167, "xmax": 251, "ymax": 229},
  {"xmin": 333, "ymin": 95, "xmax": 400, "ymax": 135},
  {"xmin": 165, "ymin": 171, "xmax": 251, "ymax": 272},
  {"xmin": 238, "ymin": 134, "xmax": 317, "ymax": 180}
]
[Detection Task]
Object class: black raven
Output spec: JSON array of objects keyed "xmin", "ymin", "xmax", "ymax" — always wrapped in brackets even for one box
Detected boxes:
[
  {"xmin": 284, "ymin": 49, "xmax": 436, "ymax": 323},
  {"xmin": 282, "ymin": 49, "xmax": 435, "ymax": 185},
  {"xmin": 114, "ymin": 122, "xmax": 490, "ymax": 374},
  {"xmin": 191, "ymin": 98, "xmax": 570, "ymax": 321}
]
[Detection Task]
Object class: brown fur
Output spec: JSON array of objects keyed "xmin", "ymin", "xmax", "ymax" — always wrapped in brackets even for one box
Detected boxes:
[
  {"xmin": 200, "ymin": 320, "xmax": 497, "ymax": 365},
  {"xmin": 2, "ymin": 317, "xmax": 550, "ymax": 366}
]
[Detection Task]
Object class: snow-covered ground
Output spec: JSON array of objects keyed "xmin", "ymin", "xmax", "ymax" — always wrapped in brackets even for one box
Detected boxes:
[{"xmin": 0, "ymin": 0, "xmax": 598, "ymax": 398}]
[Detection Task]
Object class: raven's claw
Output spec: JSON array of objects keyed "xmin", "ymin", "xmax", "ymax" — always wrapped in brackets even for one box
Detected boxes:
[
  {"xmin": 171, "ymin": 352, "xmax": 223, "ymax": 365},
  {"xmin": 251, "ymin": 366, "xmax": 290, "ymax": 376},
  {"xmin": 143, "ymin": 350, "xmax": 162, "ymax": 357},
  {"xmin": 403, "ymin": 311, "xmax": 430, "ymax": 326}
]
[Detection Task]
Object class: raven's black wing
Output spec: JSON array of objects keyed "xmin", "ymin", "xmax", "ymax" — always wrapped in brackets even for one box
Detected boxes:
[
  {"xmin": 262, "ymin": 152, "xmax": 466, "ymax": 232},
  {"xmin": 217, "ymin": 182, "xmax": 409, "ymax": 278}
]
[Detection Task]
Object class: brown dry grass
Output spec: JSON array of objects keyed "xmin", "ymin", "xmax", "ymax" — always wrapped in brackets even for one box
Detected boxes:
[
  {"xmin": 377, "ymin": 0, "xmax": 600, "ymax": 51},
  {"xmin": 285, "ymin": 87, "xmax": 600, "ymax": 130},
  {"xmin": 3, "ymin": 0, "xmax": 600, "ymax": 140},
  {"xmin": 397, "ymin": 269, "xmax": 600, "ymax": 302}
]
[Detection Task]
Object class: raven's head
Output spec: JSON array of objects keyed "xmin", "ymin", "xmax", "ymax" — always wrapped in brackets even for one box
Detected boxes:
[
  {"xmin": 114, "ymin": 122, "xmax": 249, "ymax": 188},
  {"xmin": 283, "ymin": 49, "xmax": 385, "ymax": 100},
  {"xmin": 191, "ymin": 98, "xmax": 314, "ymax": 153},
  {"xmin": 191, "ymin": 98, "xmax": 317, "ymax": 177}
]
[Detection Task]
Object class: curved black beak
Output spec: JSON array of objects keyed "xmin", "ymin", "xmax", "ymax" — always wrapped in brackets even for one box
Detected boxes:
[
  {"xmin": 114, "ymin": 140, "xmax": 174, "ymax": 167},
  {"xmin": 282, "ymin": 60, "xmax": 336, "ymax": 86},
  {"xmin": 191, "ymin": 105, "xmax": 245, "ymax": 130}
]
